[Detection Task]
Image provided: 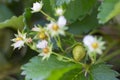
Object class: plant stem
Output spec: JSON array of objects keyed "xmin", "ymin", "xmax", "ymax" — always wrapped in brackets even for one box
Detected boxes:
[
  {"xmin": 102, "ymin": 41, "xmax": 117, "ymax": 57},
  {"xmin": 96, "ymin": 41, "xmax": 118, "ymax": 64},
  {"xmin": 28, "ymin": 43, "xmax": 85, "ymax": 66},
  {"xmin": 89, "ymin": 29, "xmax": 105, "ymax": 35},
  {"xmin": 52, "ymin": 52, "xmax": 85, "ymax": 66},
  {"xmin": 66, "ymin": 32, "xmax": 83, "ymax": 38},
  {"xmin": 40, "ymin": 10, "xmax": 55, "ymax": 21},
  {"xmin": 54, "ymin": 36, "xmax": 64, "ymax": 53},
  {"xmin": 27, "ymin": 44, "xmax": 39, "ymax": 53},
  {"xmin": 57, "ymin": 36, "xmax": 64, "ymax": 52},
  {"xmin": 102, "ymin": 50, "xmax": 120, "ymax": 62},
  {"xmin": 72, "ymin": 70, "xmax": 84, "ymax": 80},
  {"xmin": 65, "ymin": 44, "xmax": 76, "ymax": 52}
]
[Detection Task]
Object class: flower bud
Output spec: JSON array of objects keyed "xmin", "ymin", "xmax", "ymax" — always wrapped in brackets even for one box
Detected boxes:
[
  {"xmin": 72, "ymin": 44, "xmax": 86, "ymax": 61},
  {"xmin": 31, "ymin": 1, "xmax": 43, "ymax": 13},
  {"xmin": 55, "ymin": 7, "xmax": 64, "ymax": 16}
]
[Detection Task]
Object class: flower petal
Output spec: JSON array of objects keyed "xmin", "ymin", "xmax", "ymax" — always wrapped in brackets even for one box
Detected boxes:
[
  {"xmin": 37, "ymin": 40, "xmax": 48, "ymax": 49},
  {"xmin": 57, "ymin": 16, "xmax": 67, "ymax": 27},
  {"xmin": 12, "ymin": 40, "xmax": 24, "ymax": 49}
]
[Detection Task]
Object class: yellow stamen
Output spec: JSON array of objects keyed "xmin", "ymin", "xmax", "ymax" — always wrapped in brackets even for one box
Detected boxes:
[
  {"xmin": 92, "ymin": 42, "xmax": 98, "ymax": 49},
  {"xmin": 52, "ymin": 24, "xmax": 59, "ymax": 31},
  {"xmin": 16, "ymin": 37, "xmax": 22, "ymax": 41},
  {"xmin": 39, "ymin": 32, "xmax": 47, "ymax": 39},
  {"xmin": 43, "ymin": 47, "xmax": 49, "ymax": 54}
]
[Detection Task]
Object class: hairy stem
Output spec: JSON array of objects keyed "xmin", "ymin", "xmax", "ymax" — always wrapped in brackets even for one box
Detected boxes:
[{"xmin": 52, "ymin": 52, "xmax": 85, "ymax": 66}]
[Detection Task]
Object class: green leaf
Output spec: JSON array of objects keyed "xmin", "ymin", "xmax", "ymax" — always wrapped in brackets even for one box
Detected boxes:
[
  {"xmin": 98, "ymin": 0, "xmax": 120, "ymax": 24},
  {"xmin": 21, "ymin": 55, "xmax": 81, "ymax": 80},
  {"xmin": 60, "ymin": 68, "xmax": 82, "ymax": 80},
  {"xmin": 46, "ymin": 65, "xmax": 81, "ymax": 80},
  {"xmin": 55, "ymin": 0, "xmax": 71, "ymax": 6},
  {"xmin": 90, "ymin": 64, "xmax": 119, "ymax": 80},
  {"xmin": 42, "ymin": 0, "xmax": 54, "ymax": 17},
  {"xmin": 0, "ymin": 4, "xmax": 14, "ymax": 22},
  {"xmin": 64, "ymin": 0, "xmax": 97, "ymax": 23},
  {"xmin": 60, "ymin": 68, "xmax": 93, "ymax": 80},
  {"xmin": 50, "ymin": 0, "xmax": 71, "ymax": 7},
  {"xmin": 23, "ymin": 8, "xmax": 32, "ymax": 32},
  {"xmin": 68, "ymin": 8, "xmax": 99, "ymax": 34},
  {"xmin": 0, "ymin": 16, "xmax": 24, "ymax": 30}
]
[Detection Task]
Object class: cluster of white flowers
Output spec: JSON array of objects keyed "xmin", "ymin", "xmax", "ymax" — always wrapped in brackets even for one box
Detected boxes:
[
  {"xmin": 31, "ymin": 25, "xmax": 52, "ymax": 60},
  {"xmin": 12, "ymin": 1, "xmax": 106, "ymax": 61},
  {"xmin": 31, "ymin": 1, "xmax": 68, "ymax": 37},
  {"xmin": 30, "ymin": 14, "xmax": 67, "ymax": 60},
  {"xmin": 11, "ymin": 1, "xmax": 68, "ymax": 60}
]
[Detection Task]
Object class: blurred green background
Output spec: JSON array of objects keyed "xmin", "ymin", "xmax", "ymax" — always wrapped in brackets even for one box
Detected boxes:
[{"xmin": 0, "ymin": 0, "xmax": 36, "ymax": 80}]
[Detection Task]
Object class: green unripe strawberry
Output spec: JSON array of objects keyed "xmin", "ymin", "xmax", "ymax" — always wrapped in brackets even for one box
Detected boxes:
[{"xmin": 72, "ymin": 44, "xmax": 86, "ymax": 61}]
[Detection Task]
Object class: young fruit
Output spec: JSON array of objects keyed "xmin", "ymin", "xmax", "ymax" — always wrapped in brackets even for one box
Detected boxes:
[{"xmin": 72, "ymin": 44, "xmax": 86, "ymax": 61}]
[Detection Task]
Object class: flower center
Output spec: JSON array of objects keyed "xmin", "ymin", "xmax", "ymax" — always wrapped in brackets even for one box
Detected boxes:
[
  {"xmin": 52, "ymin": 24, "xmax": 59, "ymax": 31},
  {"xmin": 16, "ymin": 37, "xmax": 23, "ymax": 41},
  {"xmin": 43, "ymin": 47, "xmax": 49, "ymax": 54},
  {"xmin": 39, "ymin": 32, "xmax": 47, "ymax": 40},
  {"xmin": 92, "ymin": 42, "xmax": 98, "ymax": 49}
]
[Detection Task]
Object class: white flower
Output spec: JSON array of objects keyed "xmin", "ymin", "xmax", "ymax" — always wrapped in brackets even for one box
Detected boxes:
[
  {"xmin": 37, "ymin": 40, "xmax": 48, "ymax": 49},
  {"xmin": 55, "ymin": 7, "xmax": 64, "ymax": 16},
  {"xmin": 47, "ymin": 16, "xmax": 68, "ymax": 37},
  {"xmin": 11, "ymin": 31, "xmax": 26, "ymax": 49},
  {"xmin": 31, "ymin": 1, "xmax": 43, "ymax": 13},
  {"xmin": 83, "ymin": 35, "xmax": 105, "ymax": 54},
  {"xmin": 39, "ymin": 45, "xmax": 52, "ymax": 60}
]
